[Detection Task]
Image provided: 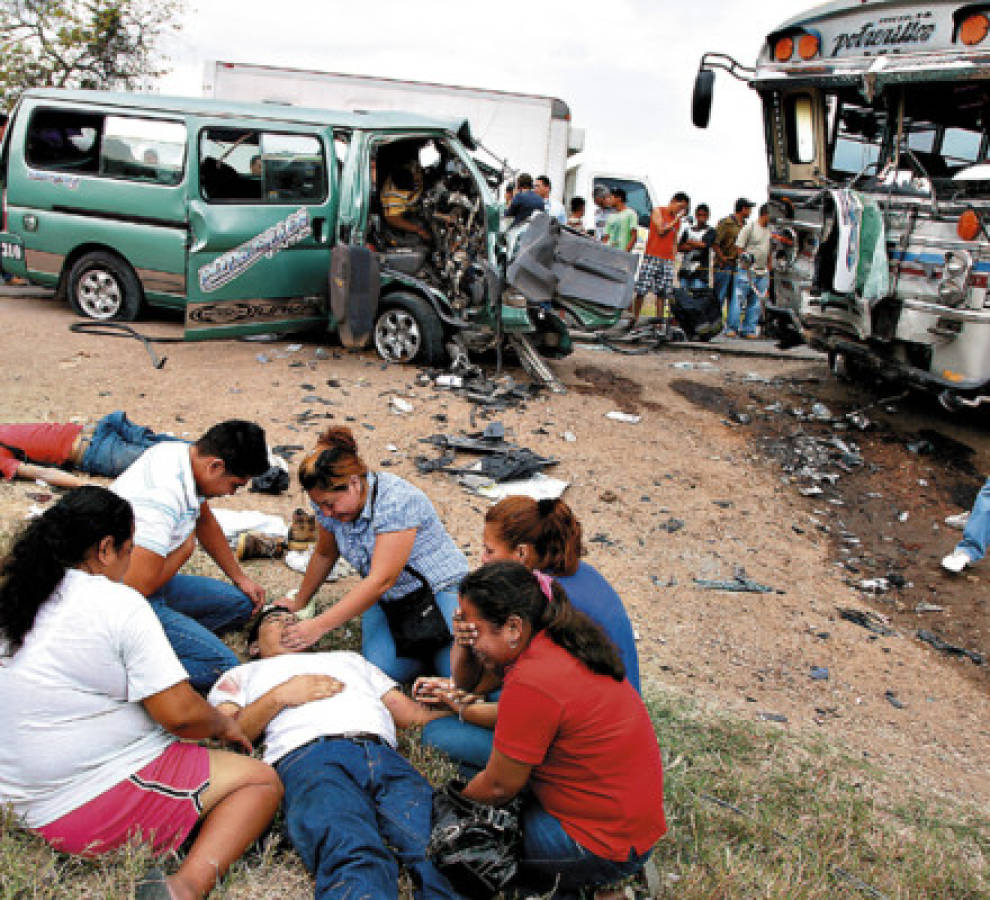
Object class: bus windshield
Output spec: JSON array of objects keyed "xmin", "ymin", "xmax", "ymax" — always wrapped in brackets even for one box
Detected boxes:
[{"xmin": 820, "ymin": 82, "xmax": 989, "ymax": 188}]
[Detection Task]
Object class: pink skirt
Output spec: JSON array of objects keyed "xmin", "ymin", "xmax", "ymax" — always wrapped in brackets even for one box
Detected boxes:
[{"xmin": 36, "ymin": 742, "xmax": 210, "ymax": 857}]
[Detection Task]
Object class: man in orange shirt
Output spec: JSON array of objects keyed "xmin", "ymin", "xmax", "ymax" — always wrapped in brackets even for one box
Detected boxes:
[{"xmin": 632, "ymin": 191, "xmax": 690, "ymax": 326}]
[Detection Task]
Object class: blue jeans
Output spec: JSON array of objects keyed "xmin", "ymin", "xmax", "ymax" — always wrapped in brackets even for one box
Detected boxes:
[
  {"xmin": 148, "ymin": 575, "xmax": 252, "ymax": 692},
  {"xmin": 956, "ymin": 476, "xmax": 990, "ymax": 563},
  {"xmin": 518, "ymin": 801, "xmax": 652, "ymax": 898},
  {"xmin": 728, "ymin": 270, "xmax": 768, "ymax": 336},
  {"xmin": 362, "ymin": 587, "xmax": 458, "ymax": 683},
  {"xmin": 421, "ymin": 717, "xmax": 494, "ymax": 771},
  {"xmin": 80, "ymin": 411, "xmax": 186, "ymax": 477},
  {"xmin": 275, "ymin": 736, "xmax": 461, "ymax": 900}
]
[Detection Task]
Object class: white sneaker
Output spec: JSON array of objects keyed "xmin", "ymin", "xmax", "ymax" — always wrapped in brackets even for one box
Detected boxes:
[{"xmin": 941, "ymin": 549, "xmax": 972, "ymax": 574}]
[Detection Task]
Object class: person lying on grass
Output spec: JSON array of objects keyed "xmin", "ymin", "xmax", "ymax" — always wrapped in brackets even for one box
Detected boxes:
[
  {"xmin": 0, "ymin": 486, "xmax": 281, "ymax": 900},
  {"xmin": 208, "ymin": 604, "xmax": 461, "ymax": 899}
]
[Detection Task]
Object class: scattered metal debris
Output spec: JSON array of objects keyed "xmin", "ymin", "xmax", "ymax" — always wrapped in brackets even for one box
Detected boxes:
[
  {"xmin": 415, "ymin": 424, "xmax": 559, "ymax": 485},
  {"xmin": 837, "ymin": 607, "xmax": 895, "ymax": 636},
  {"xmin": 916, "ymin": 630, "xmax": 984, "ymax": 665},
  {"xmin": 694, "ymin": 570, "xmax": 776, "ymax": 593}
]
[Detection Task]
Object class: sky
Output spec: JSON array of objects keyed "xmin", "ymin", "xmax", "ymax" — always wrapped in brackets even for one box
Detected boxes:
[{"xmin": 158, "ymin": 0, "xmax": 804, "ymax": 219}]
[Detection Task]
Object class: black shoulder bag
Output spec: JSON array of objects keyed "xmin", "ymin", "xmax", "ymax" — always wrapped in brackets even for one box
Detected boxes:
[
  {"xmin": 369, "ymin": 476, "xmax": 452, "ymax": 659},
  {"xmin": 428, "ymin": 778, "xmax": 522, "ymax": 898}
]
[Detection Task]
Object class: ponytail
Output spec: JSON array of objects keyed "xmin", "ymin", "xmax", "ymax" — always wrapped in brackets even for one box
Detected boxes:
[
  {"xmin": 460, "ymin": 561, "xmax": 624, "ymax": 681},
  {"xmin": 484, "ymin": 496, "xmax": 583, "ymax": 576},
  {"xmin": 0, "ymin": 486, "xmax": 133, "ymax": 650}
]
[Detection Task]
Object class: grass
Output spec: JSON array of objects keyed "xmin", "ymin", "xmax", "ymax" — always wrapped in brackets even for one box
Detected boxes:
[{"xmin": 1, "ymin": 550, "xmax": 986, "ymax": 898}]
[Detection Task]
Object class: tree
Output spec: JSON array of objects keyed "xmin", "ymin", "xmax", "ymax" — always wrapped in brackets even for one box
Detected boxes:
[{"xmin": 0, "ymin": 0, "xmax": 185, "ymax": 109}]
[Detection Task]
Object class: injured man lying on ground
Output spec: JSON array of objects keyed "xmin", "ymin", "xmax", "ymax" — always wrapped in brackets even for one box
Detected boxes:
[{"xmin": 207, "ymin": 605, "xmax": 462, "ymax": 899}]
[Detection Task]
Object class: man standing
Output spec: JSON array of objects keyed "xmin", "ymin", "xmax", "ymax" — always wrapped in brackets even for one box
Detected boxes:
[
  {"xmin": 631, "ymin": 191, "xmax": 690, "ymax": 325},
  {"xmin": 208, "ymin": 606, "xmax": 461, "ymax": 899},
  {"xmin": 503, "ymin": 172, "xmax": 546, "ymax": 226},
  {"xmin": 677, "ymin": 202, "xmax": 716, "ymax": 291},
  {"xmin": 593, "ymin": 187, "xmax": 613, "ymax": 241},
  {"xmin": 730, "ymin": 202, "xmax": 772, "ymax": 338},
  {"xmin": 535, "ymin": 175, "xmax": 567, "ymax": 225},
  {"xmin": 113, "ymin": 420, "xmax": 270, "ymax": 691},
  {"xmin": 714, "ymin": 198, "xmax": 753, "ymax": 334},
  {"xmin": 604, "ymin": 188, "xmax": 638, "ymax": 252}
]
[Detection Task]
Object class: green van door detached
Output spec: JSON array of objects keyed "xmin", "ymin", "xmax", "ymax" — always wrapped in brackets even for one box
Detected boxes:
[{"xmin": 184, "ymin": 124, "xmax": 335, "ymax": 340}]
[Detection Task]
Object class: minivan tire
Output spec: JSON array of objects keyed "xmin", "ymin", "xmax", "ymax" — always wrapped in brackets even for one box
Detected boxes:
[
  {"xmin": 67, "ymin": 251, "xmax": 143, "ymax": 321},
  {"xmin": 373, "ymin": 293, "xmax": 445, "ymax": 366}
]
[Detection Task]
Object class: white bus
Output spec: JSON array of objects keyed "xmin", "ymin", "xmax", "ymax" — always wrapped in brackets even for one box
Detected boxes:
[{"xmin": 694, "ymin": 0, "xmax": 990, "ymax": 409}]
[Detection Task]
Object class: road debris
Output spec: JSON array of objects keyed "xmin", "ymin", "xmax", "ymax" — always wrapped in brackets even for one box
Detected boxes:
[
  {"xmin": 694, "ymin": 569, "xmax": 776, "ymax": 593},
  {"xmin": 883, "ymin": 690, "xmax": 905, "ymax": 709},
  {"xmin": 605, "ymin": 410, "xmax": 641, "ymax": 424},
  {"xmin": 837, "ymin": 607, "xmax": 895, "ymax": 636},
  {"xmin": 916, "ymin": 630, "xmax": 985, "ymax": 665}
]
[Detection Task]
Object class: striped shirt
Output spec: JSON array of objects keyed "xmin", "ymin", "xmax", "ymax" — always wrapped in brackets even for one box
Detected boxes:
[
  {"xmin": 313, "ymin": 471, "xmax": 467, "ymax": 601},
  {"xmin": 112, "ymin": 443, "xmax": 201, "ymax": 557}
]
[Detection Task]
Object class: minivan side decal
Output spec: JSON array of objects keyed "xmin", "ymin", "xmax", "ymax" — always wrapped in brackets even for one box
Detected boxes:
[
  {"xmin": 27, "ymin": 169, "xmax": 81, "ymax": 190},
  {"xmin": 197, "ymin": 206, "xmax": 312, "ymax": 293}
]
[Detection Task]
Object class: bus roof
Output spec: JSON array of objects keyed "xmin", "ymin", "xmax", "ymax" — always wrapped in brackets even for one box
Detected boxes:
[
  {"xmin": 18, "ymin": 88, "xmax": 471, "ymax": 135},
  {"xmin": 756, "ymin": 0, "xmax": 990, "ymax": 87}
]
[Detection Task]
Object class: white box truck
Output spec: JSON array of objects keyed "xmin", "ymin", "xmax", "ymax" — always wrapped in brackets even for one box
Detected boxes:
[{"xmin": 203, "ymin": 61, "xmax": 656, "ymax": 232}]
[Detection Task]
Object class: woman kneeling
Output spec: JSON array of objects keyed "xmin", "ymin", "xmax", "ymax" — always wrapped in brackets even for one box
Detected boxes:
[
  {"xmin": 0, "ymin": 487, "xmax": 281, "ymax": 899},
  {"xmin": 458, "ymin": 561, "xmax": 665, "ymax": 897}
]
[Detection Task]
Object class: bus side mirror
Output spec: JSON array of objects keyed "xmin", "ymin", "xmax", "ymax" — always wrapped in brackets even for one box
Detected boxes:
[{"xmin": 692, "ymin": 69, "xmax": 715, "ymax": 128}]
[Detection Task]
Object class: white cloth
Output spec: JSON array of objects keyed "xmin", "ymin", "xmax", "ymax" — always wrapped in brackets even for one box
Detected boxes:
[
  {"xmin": 213, "ymin": 508, "xmax": 289, "ymax": 543},
  {"xmin": 112, "ymin": 442, "xmax": 202, "ymax": 557},
  {"xmin": 208, "ymin": 651, "xmax": 398, "ymax": 764},
  {"xmin": 0, "ymin": 569, "xmax": 186, "ymax": 826}
]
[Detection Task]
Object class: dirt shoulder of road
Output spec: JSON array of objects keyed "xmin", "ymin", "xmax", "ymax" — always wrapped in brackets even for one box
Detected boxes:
[{"xmin": 1, "ymin": 289, "xmax": 987, "ymax": 812}]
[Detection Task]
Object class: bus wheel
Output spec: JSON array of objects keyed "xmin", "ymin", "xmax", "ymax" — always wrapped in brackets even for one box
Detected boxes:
[
  {"xmin": 373, "ymin": 293, "xmax": 445, "ymax": 366},
  {"xmin": 67, "ymin": 251, "xmax": 143, "ymax": 321}
]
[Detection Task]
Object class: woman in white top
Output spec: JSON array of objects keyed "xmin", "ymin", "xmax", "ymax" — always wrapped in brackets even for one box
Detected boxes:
[{"xmin": 0, "ymin": 486, "xmax": 282, "ymax": 899}]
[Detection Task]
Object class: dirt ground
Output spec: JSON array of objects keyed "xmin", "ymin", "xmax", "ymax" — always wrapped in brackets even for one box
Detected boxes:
[{"xmin": 1, "ymin": 288, "xmax": 987, "ymax": 812}]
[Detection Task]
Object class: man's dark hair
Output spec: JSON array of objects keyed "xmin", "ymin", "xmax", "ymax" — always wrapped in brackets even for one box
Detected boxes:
[
  {"xmin": 196, "ymin": 420, "xmax": 268, "ymax": 478},
  {"xmin": 759, "ymin": 203, "xmax": 770, "ymax": 217},
  {"xmin": 612, "ymin": 187, "xmax": 627, "ymax": 202},
  {"xmin": 672, "ymin": 191, "xmax": 690, "ymax": 205},
  {"xmin": 516, "ymin": 172, "xmax": 533, "ymax": 190},
  {"xmin": 734, "ymin": 197, "xmax": 754, "ymax": 214},
  {"xmin": 696, "ymin": 203, "xmax": 710, "ymax": 215},
  {"xmin": 247, "ymin": 604, "xmax": 292, "ymax": 646},
  {"xmin": 570, "ymin": 196, "xmax": 585, "ymax": 213},
  {"xmin": 536, "ymin": 175, "xmax": 551, "ymax": 190}
]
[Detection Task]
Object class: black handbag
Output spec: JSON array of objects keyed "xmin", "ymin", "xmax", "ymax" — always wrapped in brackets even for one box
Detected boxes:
[
  {"xmin": 428, "ymin": 778, "xmax": 522, "ymax": 898},
  {"xmin": 380, "ymin": 564, "xmax": 452, "ymax": 659}
]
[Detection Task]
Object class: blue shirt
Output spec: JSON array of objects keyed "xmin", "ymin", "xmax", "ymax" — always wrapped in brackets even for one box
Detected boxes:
[
  {"xmin": 554, "ymin": 561, "xmax": 641, "ymax": 693},
  {"xmin": 505, "ymin": 190, "xmax": 546, "ymax": 226},
  {"xmin": 313, "ymin": 471, "xmax": 467, "ymax": 602}
]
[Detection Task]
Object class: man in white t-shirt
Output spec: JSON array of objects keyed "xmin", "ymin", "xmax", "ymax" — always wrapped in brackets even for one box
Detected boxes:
[
  {"xmin": 113, "ymin": 420, "xmax": 270, "ymax": 691},
  {"xmin": 208, "ymin": 606, "xmax": 461, "ymax": 899},
  {"xmin": 729, "ymin": 202, "xmax": 772, "ymax": 338}
]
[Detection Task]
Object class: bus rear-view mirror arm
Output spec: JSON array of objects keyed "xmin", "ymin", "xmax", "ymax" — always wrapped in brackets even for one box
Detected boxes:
[{"xmin": 692, "ymin": 53, "xmax": 755, "ymax": 129}]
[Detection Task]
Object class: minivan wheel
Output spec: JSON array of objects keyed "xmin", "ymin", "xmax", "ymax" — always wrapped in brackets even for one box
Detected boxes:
[
  {"xmin": 373, "ymin": 293, "xmax": 445, "ymax": 366},
  {"xmin": 67, "ymin": 251, "xmax": 143, "ymax": 321}
]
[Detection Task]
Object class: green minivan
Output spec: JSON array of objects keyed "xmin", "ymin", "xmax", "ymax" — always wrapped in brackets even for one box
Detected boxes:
[{"xmin": 1, "ymin": 89, "xmax": 640, "ymax": 369}]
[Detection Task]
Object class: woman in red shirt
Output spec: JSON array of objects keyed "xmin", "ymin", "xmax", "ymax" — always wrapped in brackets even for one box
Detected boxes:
[{"xmin": 458, "ymin": 561, "xmax": 665, "ymax": 898}]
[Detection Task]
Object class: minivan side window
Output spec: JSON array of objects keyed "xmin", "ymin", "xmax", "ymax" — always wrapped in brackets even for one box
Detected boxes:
[
  {"xmin": 101, "ymin": 116, "xmax": 186, "ymax": 184},
  {"xmin": 199, "ymin": 128, "xmax": 326, "ymax": 203},
  {"xmin": 26, "ymin": 110, "xmax": 102, "ymax": 173}
]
